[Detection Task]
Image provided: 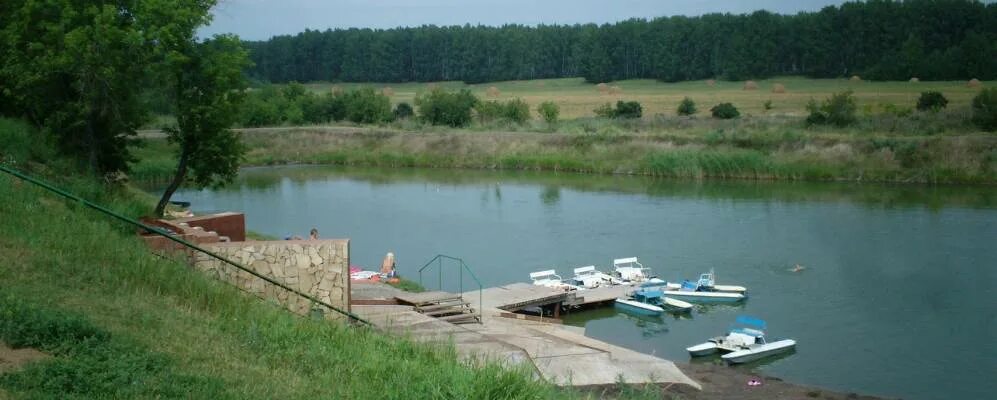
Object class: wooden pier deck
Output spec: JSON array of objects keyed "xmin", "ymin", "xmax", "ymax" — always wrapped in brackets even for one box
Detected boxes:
[
  {"xmin": 565, "ymin": 284, "xmax": 632, "ymax": 307},
  {"xmin": 478, "ymin": 283, "xmax": 573, "ymax": 311}
]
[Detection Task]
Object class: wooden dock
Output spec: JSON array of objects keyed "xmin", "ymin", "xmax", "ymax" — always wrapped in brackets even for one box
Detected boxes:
[
  {"xmin": 564, "ymin": 284, "xmax": 632, "ymax": 307},
  {"xmin": 478, "ymin": 282, "xmax": 573, "ymax": 311}
]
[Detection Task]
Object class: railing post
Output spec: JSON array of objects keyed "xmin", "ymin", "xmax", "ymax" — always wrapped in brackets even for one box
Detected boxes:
[
  {"xmin": 438, "ymin": 257, "xmax": 442, "ymax": 291},
  {"xmin": 459, "ymin": 260, "xmax": 463, "ymax": 296}
]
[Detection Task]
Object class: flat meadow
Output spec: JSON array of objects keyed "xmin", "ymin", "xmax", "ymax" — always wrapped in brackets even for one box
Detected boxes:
[{"xmin": 302, "ymin": 77, "xmax": 989, "ymax": 119}]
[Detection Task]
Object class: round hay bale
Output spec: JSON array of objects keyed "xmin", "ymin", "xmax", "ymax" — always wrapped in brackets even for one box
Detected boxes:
[
  {"xmin": 535, "ymin": 81, "xmax": 546, "ymax": 87},
  {"xmin": 382, "ymin": 86, "xmax": 395, "ymax": 96},
  {"xmin": 771, "ymin": 83, "xmax": 786, "ymax": 93},
  {"xmin": 743, "ymin": 80, "xmax": 758, "ymax": 91},
  {"xmin": 608, "ymin": 85, "xmax": 623, "ymax": 95},
  {"xmin": 968, "ymin": 78, "xmax": 982, "ymax": 88},
  {"xmin": 426, "ymin": 83, "xmax": 439, "ymax": 90},
  {"xmin": 596, "ymin": 83, "xmax": 609, "ymax": 93},
  {"xmin": 706, "ymin": 79, "xmax": 717, "ymax": 87},
  {"xmin": 909, "ymin": 77, "xmax": 920, "ymax": 83},
  {"xmin": 850, "ymin": 75, "xmax": 862, "ymax": 82},
  {"xmin": 486, "ymin": 86, "xmax": 501, "ymax": 97},
  {"xmin": 331, "ymin": 85, "xmax": 343, "ymax": 95}
]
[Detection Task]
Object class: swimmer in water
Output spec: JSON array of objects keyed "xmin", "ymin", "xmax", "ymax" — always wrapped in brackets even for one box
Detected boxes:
[{"xmin": 790, "ymin": 264, "xmax": 806, "ymax": 272}]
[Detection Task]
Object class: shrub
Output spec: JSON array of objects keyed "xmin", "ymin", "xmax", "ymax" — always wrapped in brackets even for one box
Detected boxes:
[
  {"xmin": 677, "ymin": 97, "xmax": 697, "ymax": 116},
  {"xmin": 504, "ymin": 98, "xmax": 531, "ymax": 124},
  {"xmin": 710, "ymin": 103, "xmax": 740, "ymax": 119},
  {"xmin": 614, "ymin": 101, "xmax": 642, "ymax": 119},
  {"xmin": 763, "ymin": 100, "xmax": 773, "ymax": 111},
  {"xmin": 416, "ymin": 88, "xmax": 479, "ymax": 127},
  {"xmin": 971, "ymin": 87, "xmax": 997, "ymax": 131},
  {"xmin": 537, "ymin": 101, "xmax": 559, "ymax": 125},
  {"xmin": 806, "ymin": 90, "xmax": 857, "ymax": 127},
  {"xmin": 301, "ymin": 93, "xmax": 346, "ymax": 123},
  {"xmin": 340, "ymin": 87, "xmax": 392, "ymax": 124},
  {"xmin": 916, "ymin": 91, "xmax": 949, "ymax": 112},
  {"xmin": 593, "ymin": 102, "xmax": 615, "ymax": 118},
  {"xmin": 393, "ymin": 102, "xmax": 414, "ymax": 120}
]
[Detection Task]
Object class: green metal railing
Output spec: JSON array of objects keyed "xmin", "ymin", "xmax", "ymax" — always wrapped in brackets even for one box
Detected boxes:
[
  {"xmin": 0, "ymin": 165, "xmax": 369, "ymax": 325},
  {"xmin": 418, "ymin": 254, "xmax": 483, "ymax": 316}
]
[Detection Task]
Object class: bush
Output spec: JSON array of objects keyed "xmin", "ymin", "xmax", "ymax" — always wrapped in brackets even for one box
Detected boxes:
[
  {"xmin": 537, "ymin": 101, "xmax": 559, "ymax": 125},
  {"xmin": 594, "ymin": 101, "xmax": 642, "ymax": 119},
  {"xmin": 338, "ymin": 87, "xmax": 392, "ymax": 124},
  {"xmin": 710, "ymin": 103, "xmax": 740, "ymax": 119},
  {"xmin": 806, "ymin": 90, "xmax": 857, "ymax": 127},
  {"xmin": 475, "ymin": 98, "xmax": 531, "ymax": 125},
  {"xmin": 393, "ymin": 102, "xmax": 414, "ymax": 120},
  {"xmin": 972, "ymin": 88, "xmax": 997, "ymax": 131},
  {"xmin": 677, "ymin": 97, "xmax": 697, "ymax": 116},
  {"xmin": 301, "ymin": 93, "xmax": 346, "ymax": 123},
  {"xmin": 614, "ymin": 101, "xmax": 642, "ymax": 119},
  {"xmin": 917, "ymin": 91, "xmax": 949, "ymax": 112},
  {"xmin": 593, "ymin": 102, "xmax": 615, "ymax": 118},
  {"xmin": 415, "ymin": 88, "xmax": 479, "ymax": 127},
  {"xmin": 763, "ymin": 100, "xmax": 773, "ymax": 111}
]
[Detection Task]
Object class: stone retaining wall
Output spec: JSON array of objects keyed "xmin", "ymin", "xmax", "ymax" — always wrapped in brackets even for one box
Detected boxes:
[{"xmin": 193, "ymin": 240, "xmax": 351, "ymax": 320}]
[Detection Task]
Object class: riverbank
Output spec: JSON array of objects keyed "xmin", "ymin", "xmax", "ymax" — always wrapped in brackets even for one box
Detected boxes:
[{"xmin": 132, "ymin": 124, "xmax": 997, "ymax": 185}]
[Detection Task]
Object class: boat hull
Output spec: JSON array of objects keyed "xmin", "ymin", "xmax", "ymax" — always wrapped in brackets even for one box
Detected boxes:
[
  {"xmin": 614, "ymin": 298, "xmax": 664, "ymax": 316},
  {"xmin": 686, "ymin": 342, "xmax": 719, "ymax": 356},
  {"xmin": 721, "ymin": 339, "xmax": 796, "ymax": 364},
  {"xmin": 665, "ymin": 282, "xmax": 746, "ymax": 293},
  {"xmin": 663, "ymin": 290, "xmax": 746, "ymax": 303},
  {"xmin": 662, "ymin": 297, "xmax": 694, "ymax": 312}
]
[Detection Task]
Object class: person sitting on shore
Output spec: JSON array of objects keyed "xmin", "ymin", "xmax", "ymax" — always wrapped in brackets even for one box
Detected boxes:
[
  {"xmin": 309, "ymin": 228, "xmax": 319, "ymax": 240},
  {"xmin": 380, "ymin": 252, "xmax": 396, "ymax": 278}
]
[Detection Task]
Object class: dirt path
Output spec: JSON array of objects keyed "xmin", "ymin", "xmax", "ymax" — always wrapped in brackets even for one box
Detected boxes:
[
  {"xmin": 666, "ymin": 362, "xmax": 888, "ymax": 400},
  {"xmin": 0, "ymin": 342, "xmax": 49, "ymax": 374}
]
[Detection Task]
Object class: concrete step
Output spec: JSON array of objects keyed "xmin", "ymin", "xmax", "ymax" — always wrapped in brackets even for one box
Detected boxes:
[
  {"xmin": 437, "ymin": 312, "xmax": 480, "ymax": 324},
  {"xmin": 422, "ymin": 307, "xmax": 472, "ymax": 317}
]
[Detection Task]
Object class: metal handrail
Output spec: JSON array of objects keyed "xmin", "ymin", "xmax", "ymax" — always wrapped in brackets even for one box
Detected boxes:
[
  {"xmin": 0, "ymin": 165, "xmax": 369, "ymax": 325},
  {"xmin": 418, "ymin": 254, "xmax": 483, "ymax": 319}
]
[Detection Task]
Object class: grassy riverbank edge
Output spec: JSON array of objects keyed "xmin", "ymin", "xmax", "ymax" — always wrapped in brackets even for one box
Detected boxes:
[{"xmin": 133, "ymin": 125, "xmax": 997, "ymax": 185}]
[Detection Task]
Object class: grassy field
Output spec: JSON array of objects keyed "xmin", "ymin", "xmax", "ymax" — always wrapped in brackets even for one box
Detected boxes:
[
  {"xmin": 3, "ymin": 118, "xmax": 658, "ymax": 399},
  {"xmin": 303, "ymin": 77, "xmax": 990, "ymax": 119}
]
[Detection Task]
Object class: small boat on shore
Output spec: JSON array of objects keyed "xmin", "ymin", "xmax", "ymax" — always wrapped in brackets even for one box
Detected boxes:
[
  {"xmin": 568, "ymin": 265, "xmax": 620, "ymax": 289},
  {"xmin": 615, "ymin": 288, "xmax": 693, "ymax": 316},
  {"xmin": 687, "ymin": 316, "xmax": 796, "ymax": 364},
  {"xmin": 663, "ymin": 280, "xmax": 746, "ymax": 302}
]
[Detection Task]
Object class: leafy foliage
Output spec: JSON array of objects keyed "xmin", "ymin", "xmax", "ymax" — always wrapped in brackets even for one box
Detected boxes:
[
  {"xmin": 677, "ymin": 97, "xmax": 697, "ymax": 116},
  {"xmin": 971, "ymin": 88, "xmax": 997, "ymax": 132},
  {"xmin": 475, "ymin": 98, "xmax": 530, "ymax": 124},
  {"xmin": 710, "ymin": 103, "xmax": 740, "ymax": 119},
  {"xmin": 806, "ymin": 91, "xmax": 858, "ymax": 127},
  {"xmin": 537, "ymin": 101, "xmax": 560, "ymax": 125},
  {"xmin": 243, "ymin": 1, "xmax": 997, "ymax": 84},
  {"xmin": 393, "ymin": 102, "xmax": 414, "ymax": 120},
  {"xmin": 594, "ymin": 101, "xmax": 643, "ymax": 119},
  {"xmin": 916, "ymin": 91, "xmax": 949, "ymax": 112},
  {"xmin": 415, "ymin": 89, "xmax": 479, "ymax": 127}
]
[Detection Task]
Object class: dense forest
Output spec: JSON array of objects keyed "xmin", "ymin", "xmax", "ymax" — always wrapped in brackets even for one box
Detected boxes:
[{"xmin": 246, "ymin": 0, "xmax": 997, "ymax": 84}]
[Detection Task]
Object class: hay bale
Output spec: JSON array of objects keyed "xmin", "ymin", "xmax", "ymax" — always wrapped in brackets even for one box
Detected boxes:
[
  {"xmin": 706, "ymin": 79, "xmax": 716, "ymax": 87},
  {"xmin": 382, "ymin": 86, "xmax": 394, "ymax": 96},
  {"xmin": 596, "ymin": 83, "xmax": 609, "ymax": 93},
  {"xmin": 772, "ymin": 83, "xmax": 786, "ymax": 93},
  {"xmin": 968, "ymin": 78, "xmax": 982, "ymax": 88},
  {"xmin": 608, "ymin": 86, "xmax": 623, "ymax": 95},
  {"xmin": 850, "ymin": 75, "xmax": 862, "ymax": 82},
  {"xmin": 486, "ymin": 86, "xmax": 501, "ymax": 97},
  {"xmin": 909, "ymin": 77, "xmax": 920, "ymax": 83},
  {"xmin": 331, "ymin": 85, "xmax": 343, "ymax": 95},
  {"xmin": 426, "ymin": 83, "xmax": 439, "ymax": 90},
  {"xmin": 743, "ymin": 80, "xmax": 758, "ymax": 91}
]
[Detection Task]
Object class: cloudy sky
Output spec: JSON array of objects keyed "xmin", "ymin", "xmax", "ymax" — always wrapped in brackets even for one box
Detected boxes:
[{"xmin": 204, "ymin": 0, "xmax": 848, "ymax": 40}]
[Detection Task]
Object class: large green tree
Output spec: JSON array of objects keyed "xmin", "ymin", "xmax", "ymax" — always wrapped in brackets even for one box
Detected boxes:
[
  {"xmin": 154, "ymin": 35, "xmax": 250, "ymax": 217},
  {"xmin": 0, "ymin": 0, "xmax": 219, "ymax": 175}
]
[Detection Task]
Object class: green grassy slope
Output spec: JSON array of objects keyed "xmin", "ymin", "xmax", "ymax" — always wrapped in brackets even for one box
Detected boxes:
[{"xmin": 0, "ymin": 118, "xmax": 562, "ymax": 399}]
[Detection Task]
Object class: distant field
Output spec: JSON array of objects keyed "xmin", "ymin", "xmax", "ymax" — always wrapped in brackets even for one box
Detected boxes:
[{"xmin": 302, "ymin": 77, "xmax": 990, "ymax": 119}]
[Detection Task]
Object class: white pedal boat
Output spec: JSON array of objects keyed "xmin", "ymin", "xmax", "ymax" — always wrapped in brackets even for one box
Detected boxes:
[
  {"xmin": 568, "ymin": 265, "xmax": 621, "ymax": 289},
  {"xmin": 687, "ymin": 316, "xmax": 796, "ymax": 364}
]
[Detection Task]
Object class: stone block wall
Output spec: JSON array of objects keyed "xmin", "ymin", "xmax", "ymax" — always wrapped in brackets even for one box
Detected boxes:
[{"xmin": 194, "ymin": 240, "xmax": 351, "ymax": 320}]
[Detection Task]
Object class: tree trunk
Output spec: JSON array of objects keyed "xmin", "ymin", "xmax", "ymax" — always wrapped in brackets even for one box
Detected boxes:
[{"xmin": 154, "ymin": 146, "xmax": 190, "ymax": 217}]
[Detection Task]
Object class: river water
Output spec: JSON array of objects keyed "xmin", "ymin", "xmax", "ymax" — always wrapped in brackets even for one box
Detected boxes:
[{"xmin": 169, "ymin": 165, "xmax": 996, "ymax": 400}]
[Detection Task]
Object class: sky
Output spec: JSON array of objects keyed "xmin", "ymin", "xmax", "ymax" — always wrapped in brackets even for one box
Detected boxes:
[{"xmin": 203, "ymin": 0, "xmax": 849, "ymax": 40}]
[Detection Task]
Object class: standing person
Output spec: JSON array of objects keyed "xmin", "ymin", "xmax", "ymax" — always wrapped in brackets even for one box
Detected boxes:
[
  {"xmin": 309, "ymin": 228, "xmax": 319, "ymax": 240},
  {"xmin": 380, "ymin": 252, "xmax": 396, "ymax": 277}
]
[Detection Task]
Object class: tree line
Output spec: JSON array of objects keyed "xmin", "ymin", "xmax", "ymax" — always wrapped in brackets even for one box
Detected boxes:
[{"xmin": 245, "ymin": 0, "xmax": 997, "ymax": 84}]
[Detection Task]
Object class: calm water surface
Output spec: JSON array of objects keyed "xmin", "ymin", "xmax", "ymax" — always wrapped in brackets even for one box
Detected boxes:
[{"xmin": 169, "ymin": 166, "xmax": 997, "ymax": 400}]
